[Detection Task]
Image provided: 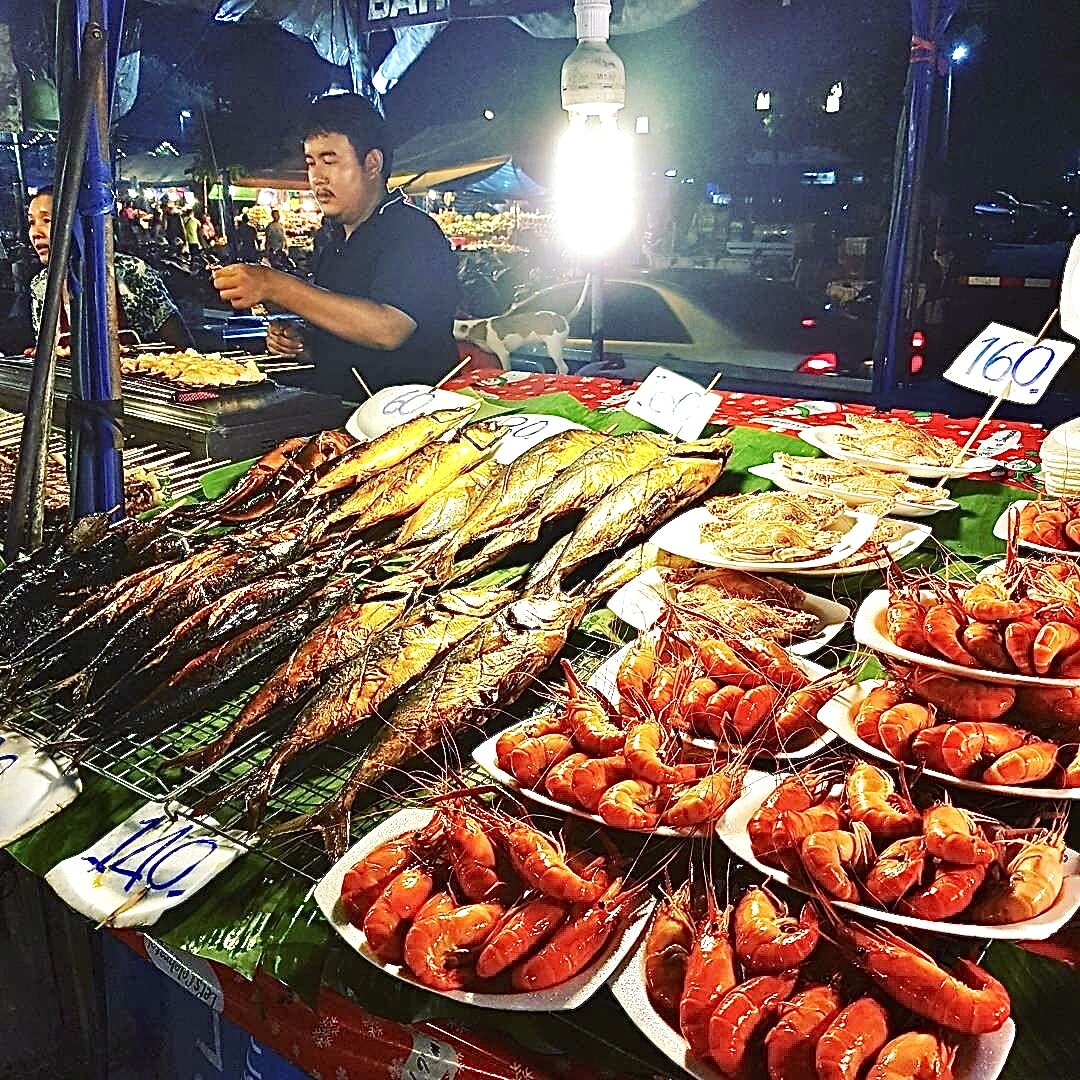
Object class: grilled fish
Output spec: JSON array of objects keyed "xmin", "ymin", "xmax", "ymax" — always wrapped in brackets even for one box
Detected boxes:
[
  {"xmin": 305, "ymin": 404, "xmax": 480, "ymax": 499},
  {"xmin": 162, "ymin": 577, "xmax": 418, "ymax": 773},
  {"xmin": 528, "ymin": 437, "xmax": 732, "ymax": 590},
  {"xmin": 210, "ymin": 583, "xmax": 517, "ymax": 828},
  {"xmin": 269, "ymin": 590, "xmax": 586, "ymax": 857},
  {"xmin": 325, "ymin": 421, "xmax": 503, "ymax": 530},
  {"xmin": 395, "ymin": 458, "xmax": 505, "ymax": 548}
]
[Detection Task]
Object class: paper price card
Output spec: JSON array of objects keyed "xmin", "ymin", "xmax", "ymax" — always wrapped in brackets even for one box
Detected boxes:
[
  {"xmin": 347, "ymin": 383, "xmax": 474, "ymax": 441},
  {"xmin": 491, "ymin": 413, "xmax": 587, "ymax": 464},
  {"xmin": 46, "ymin": 802, "xmax": 243, "ymax": 927},
  {"xmin": 0, "ymin": 730, "xmax": 81, "ymax": 846},
  {"xmin": 398, "ymin": 1032, "xmax": 460, "ymax": 1080},
  {"xmin": 944, "ymin": 322, "xmax": 1075, "ymax": 404},
  {"xmin": 624, "ymin": 367, "xmax": 720, "ymax": 440}
]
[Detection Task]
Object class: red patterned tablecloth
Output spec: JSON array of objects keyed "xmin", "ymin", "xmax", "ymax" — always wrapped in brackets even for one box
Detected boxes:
[{"xmin": 445, "ymin": 371, "xmax": 1049, "ymax": 487}]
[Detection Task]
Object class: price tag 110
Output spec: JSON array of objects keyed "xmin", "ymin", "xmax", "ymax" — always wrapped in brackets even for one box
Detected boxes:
[
  {"xmin": 944, "ymin": 322, "xmax": 1075, "ymax": 404},
  {"xmin": 624, "ymin": 367, "xmax": 720, "ymax": 440},
  {"xmin": 0, "ymin": 730, "xmax": 81, "ymax": 846},
  {"xmin": 492, "ymin": 414, "xmax": 587, "ymax": 463},
  {"xmin": 45, "ymin": 801, "xmax": 243, "ymax": 927}
]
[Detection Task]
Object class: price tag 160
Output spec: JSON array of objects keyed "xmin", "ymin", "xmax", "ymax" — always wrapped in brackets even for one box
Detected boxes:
[
  {"xmin": 45, "ymin": 801, "xmax": 242, "ymax": 927},
  {"xmin": 0, "ymin": 730, "xmax": 81, "ymax": 846},
  {"xmin": 624, "ymin": 367, "xmax": 720, "ymax": 440},
  {"xmin": 944, "ymin": 322, "xmax": 1075, "ymax": 404}
]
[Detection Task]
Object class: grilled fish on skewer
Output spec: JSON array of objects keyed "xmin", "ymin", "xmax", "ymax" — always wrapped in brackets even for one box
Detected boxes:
[
  {"xmin": 161, "ymin": 578, "xmax": 419, "ymax": 774},
  {"xmin": 325, "ymin": 422, "xmax": 503, "ymax": 530},
  {"xmin": 269, "ymin": 590, "xmax": 587, "ymax": 857},
  {"xmin": 208, "ymin": 583, "xmax": 517, "ymax": 826},
  {"xmin": 305, "ymin": 404, "xmax": 480, "ymax": 500}
]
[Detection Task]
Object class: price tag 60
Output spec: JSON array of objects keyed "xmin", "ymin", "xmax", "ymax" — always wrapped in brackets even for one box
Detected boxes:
[
  {"xmin": 0, "ymin": 730, "xmax": 81, "ymax": 846},
  {"xmin": 45, "ymin": 801, "xmax": 242, "ymax": 927},
  {"xmin": 624, "ymin": 367, "xmax": 720, "ymax": 440},
  {"xmin": 944, "ymin": 322, "xmax": 1075, "ymax": 404}
]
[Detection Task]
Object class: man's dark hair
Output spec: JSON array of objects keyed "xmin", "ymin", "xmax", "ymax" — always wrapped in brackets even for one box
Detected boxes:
[
  {"xmin": 301, "ymin": 94, "xmax": 394, "ymax": 180},
  {"xmin": 29, "ymin": 185, "xmax": 53, "ymax": 201}
]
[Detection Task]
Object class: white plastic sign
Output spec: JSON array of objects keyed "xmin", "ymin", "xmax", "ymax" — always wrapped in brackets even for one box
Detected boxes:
[
  {"xmin": 144, "ymin": 936, "xmax": 224, "ymax": 1012},
  {"xmin": 623, "ymin": 367, "xmax": 719, "ymax": 440},
  {"xmin": 346, "ymin": 384, "xmax": 474, "ymax": 441},
  {"xmin": 45, "ymin": 801, "xmax": 243, "ymax": 927},
  {"xmin": 0, "ymin": 730, "xmax": 81, "ymax": 846},
  {"xmin": 490, "ymin": 413, "xmax": 587, "ymax": 464},
  {"xmin": 944, "ymin": 322, "xmax": 1074, "ymax": 403}
]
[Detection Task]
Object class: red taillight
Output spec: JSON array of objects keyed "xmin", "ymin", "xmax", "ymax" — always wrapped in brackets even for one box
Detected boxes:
[
  {"xmin": 801, "ymin": 317, "xmax": 817, "ymax": 328},
  {"xmin": 910, "ymin": 353, "xmax": 924, "ymax": 374},
  {"xmin": 799, "ymin": 352, "xmax": 838, "ymax": 374},
  {"xmin": 911, "ymin": 329, "xmax": 927, "ymax": 348}
]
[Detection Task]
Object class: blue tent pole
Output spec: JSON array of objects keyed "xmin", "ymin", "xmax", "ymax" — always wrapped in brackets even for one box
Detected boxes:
[
  {"xmin": 871, "ymin": 0, "xmax": 960, "ymax": 408},
  {"xmin": 70, "ymin": 0, "xmax": 125, "ymax": 522}
]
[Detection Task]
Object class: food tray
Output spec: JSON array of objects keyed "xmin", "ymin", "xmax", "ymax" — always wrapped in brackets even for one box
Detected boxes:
[
  {"xmin": 314, "ymin": 807, "xmax": 654, "ymax": 1011},
  {"xmin": 472, "ymin": 731, "xmax": 769, "ymax": 838},
  {"xmin": 748, "ymin": 460, "xmax": 957, "ymax": 518},
  {"xmin": 798, "ymin": 424, "xmax": 999, "ymax": 479},
  {"xmin": 781, "ymin": 520, "xmax": 932, "ymax": 578},
  {"xmin": 605, "ymin": 566, "xmax": 850, "ymax": 656},
  {"xmin": 716, "ymin": 769, "xmax": 1080, "ymax": 939},
  {"xmin": 854, "ymin": 589, "xmax": 1080, "ymax": 687},
  {"xmin": 818, "ymin": 680, "xmax": 1080, "ymax": 801},
  {"xmin": 587, "ymin": 643, "xmax": 838, "ymax": 763},
  {"xmin": 650, "ymin": 505, "xmax": 880, "ymax": 572},
  {"xmin": 608, "ymin": 928, "xmax": 1017, "ymax": 1080},
  {"xmin": 992, "ymin": 500, "xmax": 1080, "ymax": 556}
]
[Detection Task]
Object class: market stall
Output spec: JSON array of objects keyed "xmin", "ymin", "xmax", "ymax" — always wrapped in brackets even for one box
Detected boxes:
[{"xmin": 2, "ymin": 368, "xmax": 1079, "ymax": 1080}]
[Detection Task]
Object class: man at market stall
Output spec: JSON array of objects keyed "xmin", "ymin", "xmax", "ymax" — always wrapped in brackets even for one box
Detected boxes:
[
  {"xmin": 26, "ymin": 188, "xmax": 191, "ymax": 349},
  {"xmin": 212, "ymin": 94, "xmax": 459, "ymax": 398}
]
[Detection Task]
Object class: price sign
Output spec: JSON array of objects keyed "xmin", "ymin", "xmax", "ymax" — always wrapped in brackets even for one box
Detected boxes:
[
  {"xmin": 0, "ymin": 730, "xmax": 81, "ymax": 846},
  {"xmin": 491, "ymin": 414, "xmax": 588, "ymax": 464},
  {"xmin": 944, "ymin": 322, "xmax": 1075, "ymax": 404},
  {"xmin": 144, "ymin": 936, "xmax": 224, "ymax": 1013},
  {"xmin": 346, "ymin": 384, "xmax": 474, "ymax": 441},
  {"xmin": 623, "ymin": 367, "xmax": 720, "ymax": 440},
  {"xmin": 45, "ymin": 802, "xmax": 242, "ymax": 927},
  {"xmin": 398, "ymin": 1032, "xmax": 460, "ymax": 1080}
]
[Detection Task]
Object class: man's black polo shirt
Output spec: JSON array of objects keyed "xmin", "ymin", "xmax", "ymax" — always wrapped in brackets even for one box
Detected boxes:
[{"xmin": 305, "ymin": 194, "xmax": 459, "ymax": 399}]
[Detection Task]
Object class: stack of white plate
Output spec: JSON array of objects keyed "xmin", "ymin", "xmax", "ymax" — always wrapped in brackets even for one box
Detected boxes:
[{"xmin": 1041, "ymin": 418, "xmax": 1080, "ymax": 495}]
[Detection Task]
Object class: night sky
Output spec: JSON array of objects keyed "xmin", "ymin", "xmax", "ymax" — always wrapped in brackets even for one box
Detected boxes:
[{"xmin": 125, "ymin": 0, "xmax": 1078, "ymax": 199}]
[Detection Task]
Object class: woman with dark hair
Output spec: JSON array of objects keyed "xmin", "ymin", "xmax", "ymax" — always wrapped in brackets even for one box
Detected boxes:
[{"xmin": 212, "ymin": 93, "xmax": 458, "ymax": 399}]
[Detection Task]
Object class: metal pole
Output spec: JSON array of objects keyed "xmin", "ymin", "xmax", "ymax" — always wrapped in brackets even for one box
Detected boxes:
[
  {"xmin": 5, "ymin": 21, "xmax": 103, "ymax": 559},
  {"xmin": 941, "ymin": 58, "xmax": 954, "ymax": 163},
  {"xmin": 590, "ymin": 267, "xmax": 604, "ymax": 366}
]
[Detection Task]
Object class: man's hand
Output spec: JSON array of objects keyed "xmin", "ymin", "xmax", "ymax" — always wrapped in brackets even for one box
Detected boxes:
[
  {"xmin": 266, "ymin": 320, "xmax": 304, "ymax": 357},
  {"xmin": 212, "ymin": 263, "xmax": 282, "ymax": 310}
]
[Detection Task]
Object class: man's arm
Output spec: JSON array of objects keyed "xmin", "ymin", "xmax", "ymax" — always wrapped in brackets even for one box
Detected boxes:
[{"xmin": 213, "ymin": 264, "xmax": 416, "ymax": 352}]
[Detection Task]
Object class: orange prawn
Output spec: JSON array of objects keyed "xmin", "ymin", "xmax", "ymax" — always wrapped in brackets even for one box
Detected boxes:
[
  {"xmin": 362, "ymin": 866, "xmax": 436, "ymax": 962},
  {"xmin": 733, "ymin": 636, "xmax": 809, "ymax": 692},
  {"xmin": 844, "ymin": 761, "xmax": 921, "ymax": 841},
  {"xmin": 445, "ymin": 808, "xmax": 503, "ymax": 902},
  {"xmin": 799, "ymin": 823, "xmax": 874, "ymax": 902},
  {"xmin": 1003, "ymin": 618, "xmax": 1041, "ymax": 673},
  {"xmin": 403, "ymin": 895, "xmax": 504, "ymax": 991},
  {"xmin": 961, "ymin": 578, "xmax": 1037, "ymax": 623},
  {"xmin": 730, "ymin": 684, "xmax": 782, "ymax": 740},
  {"xmin": 877, "ymin": 702, "xmax": 935, "ymax": 761},
  {"xmin": 597, "ymin": 778, "xmax": 664, "ymax": 830},
  {"xmin": 815, "ymin": 997, "xmax": 891, "ymax": 1080},
  {"xmin": 643, "ymin": 882, "xmax": 694, "ymax": 1020},
  {"xmin": 570, "ymin": 753, "xmax": 629, "ymax": 811},
  {"xmin": 543, "ymin": 751, "xmax": 589, "ymax": 805},
  {"xmin": 922, "ymin": 804, "xmax": 996, "ymax": 866},
  {"xmin": 747, "ymin": 771, "xmax": 832, "ymax": 866},
  {"xmin": 767, "ymin": 671, "xmax": 849, "ymax": 749},
  {"xmin": 493, "ymin": 817, "xmax": 605, "ymax": 903},
  {"xmin": 961, "ymin": 620, "xmax": 1013, "ymax": 671},
  {"xmin": 340, "ymin": 833, "xmax": 419, "ymax": 926},
  {"xmin": 983, "ymin": 739, "xmax": 1059, "ymax": 785},
  {"xmin": 886, "ymin": 593, "xmax": 931, "ymax": 653},
  {"xmin": 911, "ymin": 726, "xmax": 951, "ymax": 772},
  {"xmin": 507, "ymin": 732, "xmax": 574, "ymax": 787},
  {"xmin": 922, "ymin": 603, "xmax": 979, "ymax": 667},
  {"xmin": 495, "ymin": 715, "xmax": 567, "ymax": 770},
  {"xmin": 623, "ymin": 719, "xmax": 706, "ymax": 784},
  {"xmin": 854, "ymin": 682, "xmax": 910, "ymax": 748},
  {"xmin": 475, "ymin": 896, "xmax": 567, "ymax": 979},
  {"xmin": 833, "ymin": 920, "xmax": 1011, "ymax": 1034},
  {"xmin": 512, "ymin": 880, "xmax": 641, "ymax": 991},
  {"xmin": 706, "ymin": 972, "xmax": 799, "ymax": 1076},
  {"xmin": 679, "ymin": 895, "xmax": 737, "ymax": 1059},
  {"xmin": 560, "ymin": 659, "xmax": 625, "ymax": 754},
  {"xmin": 696, "ymin": 637, "xmax": 766, "ymax": 687},
  {"xmin": 939, "ymin": 722, "xmax": 1029, "ymax": 779},
  {"xmin": 698, "ymin": 684, "xmax": 745, "ymax": 738},
  {"xmin": 776, "ymin": 797, "xmax": 845, "ymax": 860},
  {"xmin": 661, "ymin": 766, "xmax": 744, "ymax": 829},
  {"xmin": 765, "ymin": 984, "xmax": 843, "ymax": 1080},
  {"xmin": 905, "ymin": 668, "xmax": 1016, "ymax": 721},
  {"xmin": 733, "ymin": 886, "xmax": 819, "ymax": 973},
  {"xmin": 898, "ymin": 862, "xmax": 987, "ymax": 921},
  {"xmin": 969, "ymin": 826, "xmax": 1067, "ymax": 924},
  {"xmin": 866, "ymin": 1032, "xmax": 956, "ymax": 1080},
  {"xmin": 863, "ymin": 835, "xmax": 927, "ymax": 906}
]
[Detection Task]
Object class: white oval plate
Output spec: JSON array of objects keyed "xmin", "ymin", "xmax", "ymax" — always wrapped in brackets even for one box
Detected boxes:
[
  {"xmin": 748, "ymin": 461, "xmax": 957, "ymax": 518},
  {"xmin": 605, "ymin": 566, "xmax": 850, "ymax": 657},
  {"xmin": 782, "ymin": 520, "xmax": 933, "ymax": 578},
  {"xmin": 472, "ymin": 732, "xmax": 768, "ymax": 838},
  {"xmin": 818, "ymin": 680, "xmax": 1080, "ymax": 800},
  {"xmin": 854, "ymin": 589, "xmax": 1080, "ymax": 687},
  {"xmin": 346, "ymin": 384, "xmax": 475, "ymax": 441},
  {"xmin": 650, "ymin": 505, "xmax": 880, "ymax": 573},
  {"xmin": 799, "ymin": 424, "xmax": 999, "ymax": 479},
  {"xmin": 587, "ymin": 643, "xmax": 838, "ymax": 763},
  {"xmin": 313, "ymin": 806, "xmax": 653, "ymax": 1012},
  {"xmin": 717, "ymin": 766, "xmax": 1080, "ymax": 938},
  {"xmin": 992, "ymin": 500, "xmax": 1080, "ymax": 557},
  {"xmin": 609, "ymin": 918, "xmax": 1017, "ymax": 1080}
]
